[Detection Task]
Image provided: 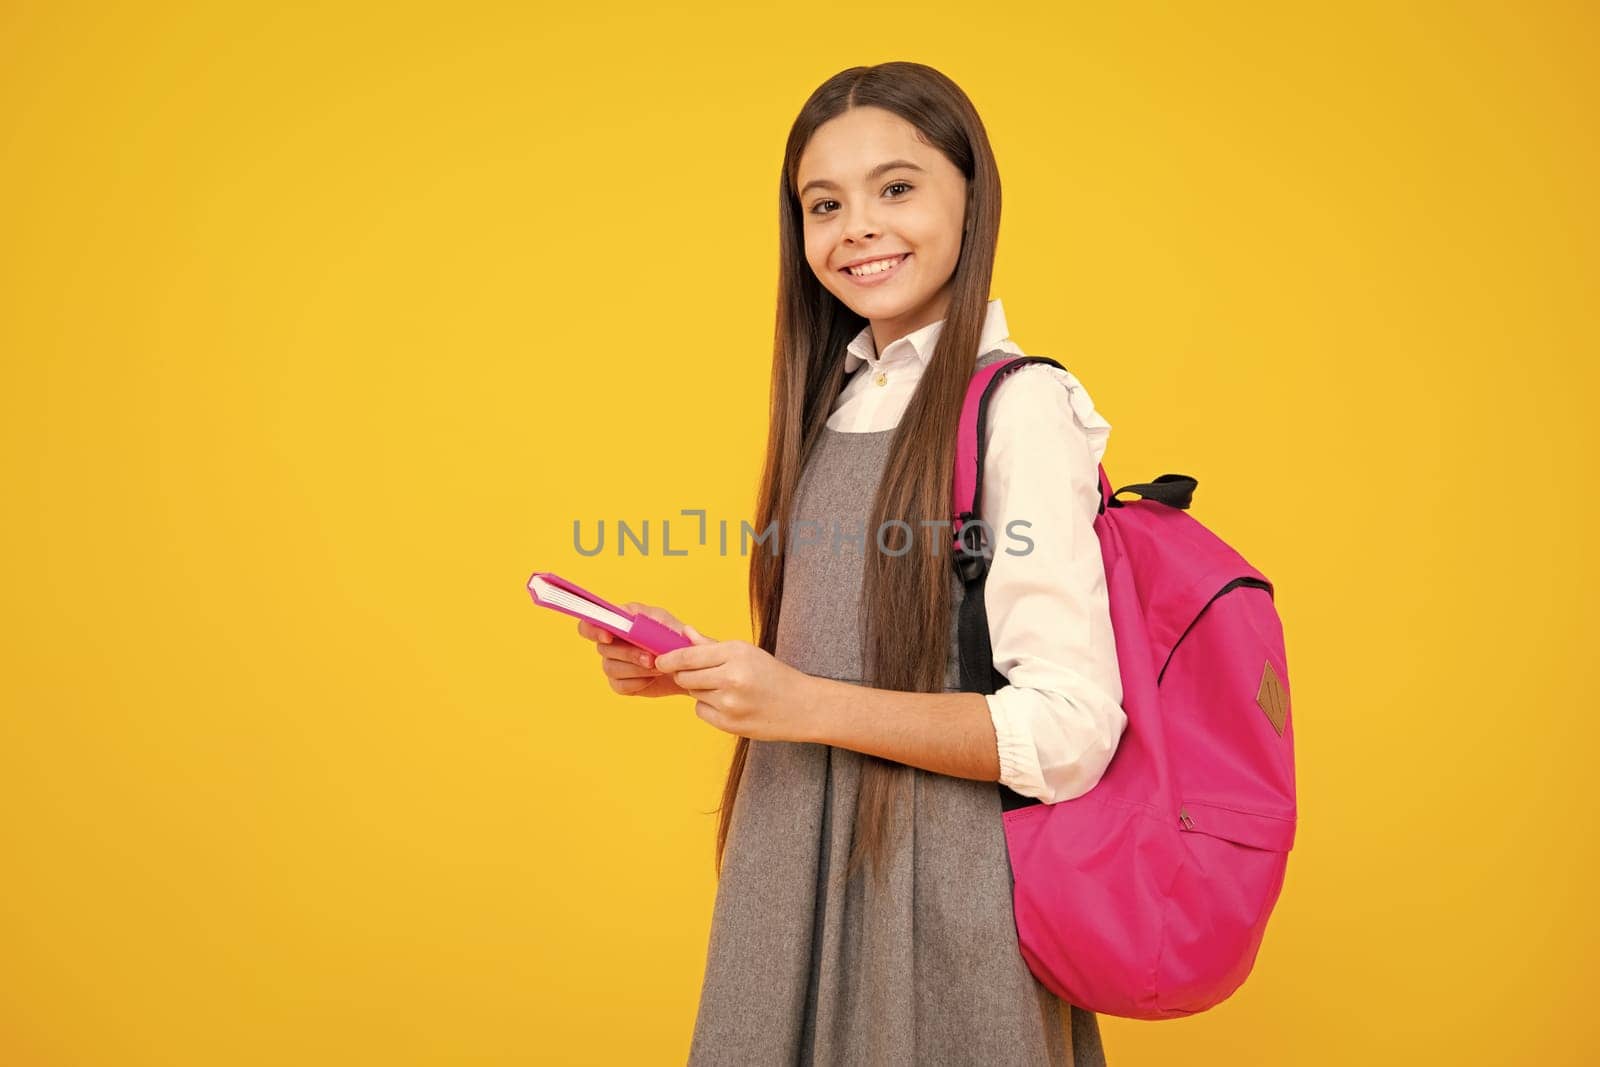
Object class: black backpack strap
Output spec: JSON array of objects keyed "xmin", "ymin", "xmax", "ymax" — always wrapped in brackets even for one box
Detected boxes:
[
  {"xmin": 951, "ymin": 357, "xmax": 1069, "ymax": 814},
  {"xmin": 957, "ymin": 569, "xmax": 1045, "ymax": 813},
  {"xmin": 951, "ymin": 358, "xmax": 1198, "ymax": 813}
]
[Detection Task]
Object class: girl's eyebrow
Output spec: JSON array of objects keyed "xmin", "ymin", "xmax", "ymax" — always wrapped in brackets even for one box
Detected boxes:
[{"xmin": 800, "ymin": 159, "xmax": 925, "ymax": 197}]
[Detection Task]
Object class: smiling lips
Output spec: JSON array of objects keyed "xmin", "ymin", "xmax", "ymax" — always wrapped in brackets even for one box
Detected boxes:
[{"xmin": 840, "ymin": 252, "xmax": 910, "ymax": 285}]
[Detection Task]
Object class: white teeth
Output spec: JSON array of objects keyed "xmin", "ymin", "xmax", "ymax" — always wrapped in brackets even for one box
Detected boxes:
[{"xmin": 847, "ymin": 254, "xmax": 905, "ymax": 277}]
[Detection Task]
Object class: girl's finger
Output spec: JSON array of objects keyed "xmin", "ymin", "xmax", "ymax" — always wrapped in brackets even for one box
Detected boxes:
[
  {"xmin": 577, "ymin": 619, "xmax": 613, "ymax": 644},
  {"xmin": 601, "ymin": 656, "xmax": 659, "ymax": 681},
  {"xmin": 670, "ymin": 665, "xmax": 722, "ymax": 691},
  {"xmin": 597, "ymin": 641, "xmax": 653, "ymax": 668}
]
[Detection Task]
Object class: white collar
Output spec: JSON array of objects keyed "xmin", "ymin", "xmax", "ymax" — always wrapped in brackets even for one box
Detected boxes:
[{"xmin": 844, "ymin": 297, "xmax": 1012, "ymax": 375}]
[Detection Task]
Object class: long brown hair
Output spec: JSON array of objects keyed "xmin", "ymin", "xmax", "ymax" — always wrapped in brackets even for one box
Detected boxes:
[{"xmin": 710, "ymin": 62, "xmax": 1004, "ymax": 886}]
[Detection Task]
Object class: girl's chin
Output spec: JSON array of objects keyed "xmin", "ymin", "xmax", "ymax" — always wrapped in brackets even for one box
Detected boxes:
[{"xmin": 839, "ymin": 286, "xmax": 921, "ymax": 313}]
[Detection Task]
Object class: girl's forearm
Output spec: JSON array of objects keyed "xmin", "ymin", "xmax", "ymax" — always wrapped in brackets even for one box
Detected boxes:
[{"xmin": 792, "ymin": 675, "xmax": 1002, "ymax": 784}]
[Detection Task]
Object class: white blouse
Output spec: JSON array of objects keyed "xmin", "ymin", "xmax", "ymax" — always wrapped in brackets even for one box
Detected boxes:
[{"xmin": 826, "ymin": 298, "xmax": 1127, "ymax": 805}]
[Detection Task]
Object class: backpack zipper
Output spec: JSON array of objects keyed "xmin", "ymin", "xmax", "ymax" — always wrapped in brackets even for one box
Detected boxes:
[
  {"xmin": 1169, "ymin": 577, "xmax": 1274, "ymax": 833},
  {"xmin": 1156, "ymin": 576, "xmax": 1274, "ymax": 686}
]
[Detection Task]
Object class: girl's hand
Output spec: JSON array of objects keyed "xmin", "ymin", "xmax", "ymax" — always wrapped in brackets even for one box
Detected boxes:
[
  {"xmin": 653, "ymin": 629, "xmax": 820, "ymax": 742},
  {"xmin": 576, "ymin": 601, "xmax": 690, "ymax": 700}
]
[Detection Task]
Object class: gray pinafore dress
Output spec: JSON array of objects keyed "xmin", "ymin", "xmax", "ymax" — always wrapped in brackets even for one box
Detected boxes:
[{"xmin": 687, "ymin": 349, "xmax": 1107, "ymax": 1066}]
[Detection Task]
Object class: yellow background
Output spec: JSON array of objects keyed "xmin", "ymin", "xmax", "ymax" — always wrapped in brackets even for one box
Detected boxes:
[{"xmin": 3, "ymin": 1, "xmax": 1595, "ymax": 1063}]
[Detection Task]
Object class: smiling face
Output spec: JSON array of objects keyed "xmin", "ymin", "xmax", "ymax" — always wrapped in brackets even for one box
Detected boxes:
[{"xmin": 795, "ymin": 106, "xmax": 970, "ymax": 357}]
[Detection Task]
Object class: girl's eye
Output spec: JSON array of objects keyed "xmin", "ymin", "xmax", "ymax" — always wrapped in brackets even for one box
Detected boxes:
[{"xmin": 808, "ymin": 181, "xmax": 915, "ymax": 216}]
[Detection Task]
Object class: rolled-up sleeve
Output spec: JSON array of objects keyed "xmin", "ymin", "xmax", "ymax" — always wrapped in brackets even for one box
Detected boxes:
[{"xmin": 979, "ymin": 364, "xmax": 1127, "ymax": 804}]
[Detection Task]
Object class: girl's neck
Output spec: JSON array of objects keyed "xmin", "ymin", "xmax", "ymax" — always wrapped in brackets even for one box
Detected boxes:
[{"xmin": 866, "ymin": 284, "xmax": 955, "ymax": 357}]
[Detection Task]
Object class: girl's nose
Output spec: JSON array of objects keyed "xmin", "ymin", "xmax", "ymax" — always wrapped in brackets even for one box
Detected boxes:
[{"xmin": 841, "ymin": 212, "xmax": 880, "ymax": 244}]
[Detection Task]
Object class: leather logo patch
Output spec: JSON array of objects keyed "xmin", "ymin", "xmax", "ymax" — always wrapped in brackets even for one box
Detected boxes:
[{"xmin": 1256, "ymin": 660, "xmax": 1288, "ymax": 736}]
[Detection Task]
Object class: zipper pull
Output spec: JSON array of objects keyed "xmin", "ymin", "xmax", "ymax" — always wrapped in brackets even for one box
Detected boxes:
[{"xmin": 1179, "ymin": 807, "xmax": 1195, "ymax": 830}]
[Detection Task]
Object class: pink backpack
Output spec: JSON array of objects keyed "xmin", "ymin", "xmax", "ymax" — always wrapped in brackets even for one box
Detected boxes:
[{"xmin": 951, "ymin": 356, "xmax": 1297, "ymax": 1020}]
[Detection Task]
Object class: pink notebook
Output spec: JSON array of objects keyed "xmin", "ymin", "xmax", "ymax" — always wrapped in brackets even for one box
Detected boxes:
[{"xmin": 526, "ymin": 571, "xmax": 692, "ymax": 656}]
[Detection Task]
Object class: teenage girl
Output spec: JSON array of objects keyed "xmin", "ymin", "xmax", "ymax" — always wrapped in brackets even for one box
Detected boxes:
[{"xmin": 575, "ymin": 62, "xmax": 1124, "ymax": 1066}]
